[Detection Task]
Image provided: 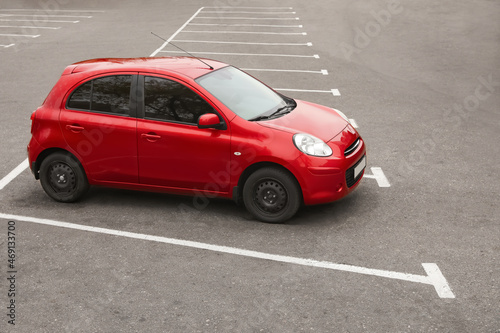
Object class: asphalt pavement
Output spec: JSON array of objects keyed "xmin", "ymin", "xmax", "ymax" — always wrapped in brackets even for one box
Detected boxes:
[{"xmin": 0, "ymin": 0, "xmax": 499, "ymax": 332}]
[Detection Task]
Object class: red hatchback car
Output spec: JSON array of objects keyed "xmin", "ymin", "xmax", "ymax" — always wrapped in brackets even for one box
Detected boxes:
[{"xmin": 28, "ymin": 57, "xmax": 366, "ymax": 223}]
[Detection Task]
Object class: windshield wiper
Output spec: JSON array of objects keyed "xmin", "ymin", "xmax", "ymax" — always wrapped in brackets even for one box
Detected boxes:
[
  {"xmin": 249, "ymin": 106, "xmax": 292, "ymax": 121},
  {"xmin": 249, "ymin": 98, "xmax": 296, "ymax": 122},
  {"xmin": 270, "ymin": 105, "xmax": 293, "ymax": 117},
  {"xmin": 249, "ymin": 114, "xmax": 272, "ymax": 121}
]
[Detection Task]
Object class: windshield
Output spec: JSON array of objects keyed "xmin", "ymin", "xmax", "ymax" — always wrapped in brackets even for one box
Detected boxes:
[{"xmin": 196, "ymin": 66, "xmax": 288, "ymax": 120}]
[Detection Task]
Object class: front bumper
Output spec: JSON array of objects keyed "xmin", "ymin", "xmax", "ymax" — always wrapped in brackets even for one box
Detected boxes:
[{"xmin": 292, "ymin": 126, "xmax": 366, "ymax": 205}]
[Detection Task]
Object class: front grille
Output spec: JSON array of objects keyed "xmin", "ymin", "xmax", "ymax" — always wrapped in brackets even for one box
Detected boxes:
[
  {"xmin": 344, "ymin": 138, "xmax": 360, "ymax": 156},
  {"xmin": 345, "ymin": 155, "xmax": 366, "ymax": 188}
]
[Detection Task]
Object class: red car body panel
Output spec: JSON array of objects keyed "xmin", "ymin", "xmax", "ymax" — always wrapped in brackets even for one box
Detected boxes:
[
  {"xmin": 28, "ymin": 57, "xmax": 366, "ymax": 207},
  {"xmin": 136, "ymin": 118, "xmax": 232, "ymax": 191}
]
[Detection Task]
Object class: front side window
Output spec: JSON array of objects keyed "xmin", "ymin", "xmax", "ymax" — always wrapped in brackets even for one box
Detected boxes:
[
  {"xmin": 144, "ymin": 76, "xmax": 215, "ymax": 124},
  {"xmin": 67, "ymin": 75, "xmax": 132, "ymax": 115}
]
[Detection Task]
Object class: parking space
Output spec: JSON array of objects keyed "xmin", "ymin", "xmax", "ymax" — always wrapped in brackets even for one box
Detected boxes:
[
  {"xmin": 155, "ymin": 7, "xmax": 336, "ymax": 95},
  {"xmin": 0, "ymin": 1, "xmax": 499, "ymax": 332},
  {"xmin": 0, "ymin": 8, "xmax": 104, "ymax": 50}
]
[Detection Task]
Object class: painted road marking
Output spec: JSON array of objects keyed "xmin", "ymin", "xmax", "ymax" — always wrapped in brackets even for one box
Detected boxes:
[
  {"xmin": 0, "ymin": 25, "xmax": 61, "ymax": 29},
  {"xmin": 241, "ymin": 68, "xmax": 328, "ymax": 75},
  {"xmin": 1, "ymin": 43, "xmax": 14, "ymax": 48},
  {"xmin": 275, "ymin": 88, "xmax": 340, "ymax": 97},
  {"xmin": 150, "ymin": 7, "xmax": 204, "ymax": 57},
  {"xmin": 0, "ymin": 14, "xmax": 93, "ymax": 18},
  {"xmin": 189, "ymin": 23, "xmax": 303, "ymax": 28},
  {"xmin": 196, "ymin": 17, "xmax": 300, "ymax": 20},
  {"xmin": 0, "ymin": 158, "xmax": 28, "ymax": 190},
  {"xmin": 182, "ymin": 30, "xmax": 307, "ymax": 35},
  {"xmin": 0, "ymin": 9, "xmax": 105, "ymax": 13},
  {"xmin": 422, "ymin": 263, "xmax": 455, "ymax": 298},
  {"xmin": 0, "ymin": 212, "xmax": 455, "ymax": 299},
  {"xmin": 159, "ymin": 50, "xmax": 319, "ymax": 58},
  {"xmin": 0, "ymin": 33, "xmax": 39, "ymax": 38},
  {"xmin": 0, "ymin": 19, "xmax": 79, "ymax": 23},
  {"xmin": 204, "ymin": 7, "xmax": 293, "ymax": 10},
  {"xmin": 363, "ymin": 167, "xmax": 391, "ymax": 187},
  {"xmin": 201, "ymin": 11, "xmax": 296, "ymax": 14},
  {"xmin": 173, "ymin": 39, "xmax": 312, "ymax": 46}
]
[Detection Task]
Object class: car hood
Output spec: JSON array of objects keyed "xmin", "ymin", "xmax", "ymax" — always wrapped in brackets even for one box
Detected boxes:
[{"xmin": 257, "ymin": 100, "xmax": 348, "ymax": 142}]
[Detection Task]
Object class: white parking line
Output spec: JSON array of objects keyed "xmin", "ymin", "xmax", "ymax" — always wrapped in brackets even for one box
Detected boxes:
[
  {"xmin": 1, "ymin": 43, "xmax": 14, "ymax": 48},
  {"xmin": 204, "ymin": 6, "xmax": 293, "ymax": 9},
  {"xmin": 182, "ymin": 30, "xmax": 307, "ymax": 35},
  {"xmin": 275, "ymin": 88, "xmax": 340, "ymax": 97},
  {"xmin": 0, "ymin": 19, "xmax": 79, "ymax": 23},
  {"xmin": 196, "ymin": 17, "xmax": 300, "ymax": 20},
  {"xmin": 173, "ymin": 39, "xmax": 312, "ymax": 46},
  {"xmin": 189, "ymin": 23, "xmax": 303, "ymax": 28},
  {"xmin": 0, "ymin": 25, "xmax": 61, "ymax": 29},
  {"xmin": 363, "ymin": 167, "xmax": 391, "ymax": 187},
  {"xmin": 150, "ymin": 7, "xmax": 204, "ymax": 57},
  {"xmin": 0, "ymin": 212, "xmax": 455, "ymax": 298},
  {"xmin": 0, "ymin": 33, "xmax": 39, "ymax": 38},
  {"xmin": 241, "ymin": 68, "xmax": 328, "ymax": 75},
  {"xmin": 0, "ymin": 9, "xmax": 105, "ymax": 13},
  {"xmin": 201, "ymin": 11, "xmax": 296, "ymax": 14},
  {"xmin": 159, "ymin": 50, "xmax": 319, "ymax": 58},
  {"xmin": 0, "ymin": 159, "xmax": 28, "ymax": 190},
  {"xmin": 0, "ymin": 14, "xmax": 92, "ymax": 18}
]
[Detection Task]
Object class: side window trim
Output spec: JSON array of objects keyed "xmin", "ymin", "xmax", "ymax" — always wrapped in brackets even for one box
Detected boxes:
[
  {"xmin": 136, "ymin": 74, "xmax": 145, "ymax": 119},
  {"xmin": 66, "ymin": 73, "xmax": 138, "ymax": 118},
  {"xmin": 129, "ymin": 74, "xmax": 138, "ymax": 118}
]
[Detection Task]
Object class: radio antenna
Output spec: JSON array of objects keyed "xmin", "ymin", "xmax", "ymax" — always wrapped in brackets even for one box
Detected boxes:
[{"xmin": 151, "ymin": 32, "xmax": 214, "ymax": 70}]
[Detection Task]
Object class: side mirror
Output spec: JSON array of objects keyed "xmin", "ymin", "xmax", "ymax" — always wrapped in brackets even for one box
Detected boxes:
[{"xmin": 198, "ymin": 113, "xmax": 225, "ymax": 130}]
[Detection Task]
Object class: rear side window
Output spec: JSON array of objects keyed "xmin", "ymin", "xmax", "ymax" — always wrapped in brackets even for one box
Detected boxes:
[
  {"xmin": 144, "ymin": 76, "xmax": 215, "ymax": 124},
  {"xmin": 67, "ymin": 75, "xmax": 132, "ymax": 115}
]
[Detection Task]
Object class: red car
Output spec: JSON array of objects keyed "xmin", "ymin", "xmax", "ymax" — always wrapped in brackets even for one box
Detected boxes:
[{"xmin": 27, "ymin": 57, "xmax": 366, "ymax": 223}]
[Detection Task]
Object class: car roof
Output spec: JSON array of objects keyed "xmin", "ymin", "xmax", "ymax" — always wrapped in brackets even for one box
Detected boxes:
[{"xmin": 62, "ymin": 57, "xmax": 228, "ymax": 79}]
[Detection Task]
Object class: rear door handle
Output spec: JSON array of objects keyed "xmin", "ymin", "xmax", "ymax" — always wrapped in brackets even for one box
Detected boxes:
[
  {"xmin": 66, "ymin": 124, "xmax": 84, "ymax": 133},
  {"xmin": 141, "ymin": 133, "xmax": 161, "ymax": 142}
]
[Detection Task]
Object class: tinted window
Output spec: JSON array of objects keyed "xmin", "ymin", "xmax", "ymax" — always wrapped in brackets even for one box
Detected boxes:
[
  {"xmin": 92, "ymin": 76, "xmax": 132, "ymax": 114},
  {"xmin": 144, "ymin": 76, "xmax": 215, "ymax": 124},
  {"xmin": 67, "ymin": 75, "xmax": 132, "ymax": 115},
  {"xmin": 67, "ymin": 80, "xmax": 91, "ymax": 110}
]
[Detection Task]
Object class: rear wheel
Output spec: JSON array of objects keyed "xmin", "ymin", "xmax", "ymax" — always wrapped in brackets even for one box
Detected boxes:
[
  {"xmin": 243, "ymin": 167, "xmax": 301, "ymax": 223},
  {"xmin": 39, "ymin": 152, "xmax": 89, "ymax": 202}
]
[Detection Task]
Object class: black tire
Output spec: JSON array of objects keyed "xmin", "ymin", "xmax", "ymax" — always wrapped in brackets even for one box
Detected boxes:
[
  {"xmin": 242, "ymin": 167, "xmax": 301, "ymax": 223},
  {"xmin": 39, "ymin": 152, "xmax": 89, "ymax": 202}
]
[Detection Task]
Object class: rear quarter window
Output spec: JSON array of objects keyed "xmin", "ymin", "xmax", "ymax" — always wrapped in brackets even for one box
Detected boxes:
[{"xmin": 67, "ymin": 75, "xmax": 132, "ymax": 115}]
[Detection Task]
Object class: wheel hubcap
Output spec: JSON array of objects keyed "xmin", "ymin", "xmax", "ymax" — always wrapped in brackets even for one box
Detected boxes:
[
  {"xmin": 254, "ymin": 180, "xmax": 287, "ymax": 214},
  {"xmin": 48, "ymin": 163, "xmax": 76, "ymax": 193}
]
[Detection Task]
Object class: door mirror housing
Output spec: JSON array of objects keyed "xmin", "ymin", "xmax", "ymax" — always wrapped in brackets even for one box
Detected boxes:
[{"xmin": 198, "ymin": 113, "xmax": 225, "ymax": 130}]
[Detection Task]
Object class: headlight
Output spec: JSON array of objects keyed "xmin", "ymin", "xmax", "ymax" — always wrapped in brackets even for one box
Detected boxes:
[
  {"xmin": 293, "ymin": 133, "xmax": 332, "ymax": 157},
  {"xmin": 332, "ymin": 108, "xmax": 350, "ymax": 123}
]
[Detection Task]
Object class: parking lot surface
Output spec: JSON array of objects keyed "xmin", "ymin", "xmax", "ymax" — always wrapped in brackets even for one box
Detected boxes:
[{"xmin": 1, "ymin": 0, "xmax": 499, "ymax": 332}]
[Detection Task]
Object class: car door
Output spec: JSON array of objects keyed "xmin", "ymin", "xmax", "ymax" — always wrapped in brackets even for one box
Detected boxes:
[
  {"xmin": 60, "ymin": 73, "xmax": 139, "ymax": 183},
  {"xmin": 136, "ymin": 75, "xmax": 231, "ymax": 193}
]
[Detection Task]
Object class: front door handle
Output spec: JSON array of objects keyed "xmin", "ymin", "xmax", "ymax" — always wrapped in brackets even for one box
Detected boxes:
[
  {"xmin": 141, "ymin": 133, "xmax": 161, "ymax": 142},
  {"xmin": 66, "ymin": 124, "xmax": 84, "ymax": 133}
]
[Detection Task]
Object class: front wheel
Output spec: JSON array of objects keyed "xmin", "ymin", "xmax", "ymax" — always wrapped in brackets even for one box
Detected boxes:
[
  {"xmin": 242, "ymin": 167, "xmax": 301, "ymax": 223},
  {"xmin": 39, "ymin": 152, "xmax": 89, "ymax": 202}
]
